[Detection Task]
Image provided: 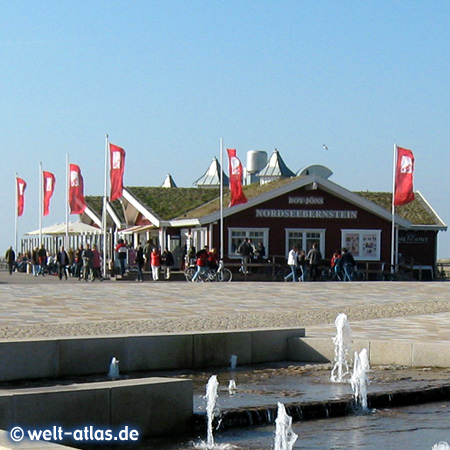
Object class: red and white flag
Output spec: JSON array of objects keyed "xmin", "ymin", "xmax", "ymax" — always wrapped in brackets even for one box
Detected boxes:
[
  {"xmin": 69, "ymin": 164, "xmax": 86, "ymax": 214},
  {"xmin": 394, "ymin": 146, "xmax": 415, "ymax": 206},
  {"xmin": 227, "ymin": 148, "xmax": 247, "ymax": 207},
  {"xmin": 109, "ymin": 143, "xmax": 126, "ymax": 201},
  {"xmin": 42, "ymin": 171, "xmax": 56, "ymax": 216},
  {"xmin": 16, "ymin": 177, "xmax": 27, "ymax": 217}
]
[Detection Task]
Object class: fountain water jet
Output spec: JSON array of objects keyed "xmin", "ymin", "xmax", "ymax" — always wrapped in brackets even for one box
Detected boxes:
[
  {"xmin": 432, "ymin": 443, "xmax": 450, "ymax": 450},
  {"xmin": 205, "ymin": 375, "xmax": 219, "ymax": 448},
  {"xmin": 227, "ymin": 380, "xmax": 237, "ymax": 395},
  {"xmin": 350, "ymin": 348, "xmax": 370, "ymax": 411},
  {"xmin": 107, "ymin": 357, "xmax": 120, "ymax": 379},
  {"xmin": 274, "ymin": 402, "xmax": 298, "ymax": 450},
  {"xmin": 195, "ymin": 375, "xmax": 236, "ymax": 450},
  {"xmin": 330, "ymin": 313, "xmax": 352, "ymax": 383}
]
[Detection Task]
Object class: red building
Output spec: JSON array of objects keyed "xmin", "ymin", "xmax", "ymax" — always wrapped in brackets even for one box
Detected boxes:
[{"xmin": 83, "ymin": 171, "xmax": 445, "ymax": 279}]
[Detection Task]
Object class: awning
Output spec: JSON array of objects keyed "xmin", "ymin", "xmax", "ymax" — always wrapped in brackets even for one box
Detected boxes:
[
  {"xmin": 119, "ymin": 224, "xmax": 155, "ymax": 234},
  {"xmin": 25, "ymin": 222, "xmax": 102, "ymax": 236}
]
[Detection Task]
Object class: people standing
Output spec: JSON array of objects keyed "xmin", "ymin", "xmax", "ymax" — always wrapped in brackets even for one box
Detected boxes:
[
  {"xmin": 284, "ymin": 246, "xmax": 299, "ymax": 282},
  {"xmin": 143, "ymin": 239, "xmax": 155, "ymax": 271},
  {"xmin": 82, "ymin": 243, "xmax": 94, "ymax": 281},
  {"xmin": 5, "ymin": 246, "xmax": 15, "ymax": 275},
  {"xmin": 115, "ymin": 239, "xmax": 128, "ymax": 276},
  {"xmin": 74, "ymin": 245, "xmax": 84, "ymax": 279},
  {"xmin": 208, "ymin": 247, "xmax": 219, "ymax": 271},
  {"xmin": 150, "ymin": 247, "xmax": 161, "ymax": 281},
  {"xmin": 67, "ymin": 247, "xmax": 75, "ymax": 276},
  {"xmin": 161, "ymin": 248, "xmax": 174, "ymax": 280},
  {"xmin": 187, "ymin": 245, "xmax": 196, "ymax": 267},
  {"xmin": 37, "ymin": 244, "xmax": 47, "ymax": 276},
  {"xmin": 340, "ymin": 248, "xmax": 356, "ymax": 281},
  {"xmin": 56, "ymin": 245, "xmax": 69, "ymax": 280},
  {"xmin": 255, "ymin": 242, "xmax": 266, "ymax": 263},
  {"xmin": 298, "ymin": 249, "xmax": 308, "ymax": 282},
  {"xmin": 91, "ymin": 244, "xmax": 103, "ymax": 281},
  {"xmin": 135, "ymin": 243, "xmax": 145, "ymax": 282},
  {"xmin": 192, "ymin": 246, "xmax": 209, "ymax": 282},
  {"xmin": 31, "ymin": 247, "xmax": 39, "ymax": 276},
  {"xmin": 307, "ymin": 243, "xmax": 322, "ymax": 281},
  {"xmin": 331, "ymin": 249, "xmax": 342, "ymax": 280},
  {"xmin": 238, "ymin": 238, "xmax": 253, "ymax": 273}
]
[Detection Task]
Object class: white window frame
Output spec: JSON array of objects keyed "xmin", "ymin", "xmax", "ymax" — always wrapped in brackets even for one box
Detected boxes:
[
  {"xmin": 228, "ymin": 227, "xmax": 269, "ymax": 259},
  {"xmin": 285, "ymin": 228, "xmax": 326, "ymax": 257},
  {"xmin": 341, "ymin": 229, "xmax": 381, "ymax": 261}
]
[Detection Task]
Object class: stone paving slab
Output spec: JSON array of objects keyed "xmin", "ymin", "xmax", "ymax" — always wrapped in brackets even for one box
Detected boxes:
[{"xmin": 0, "ymin": 272, "xmax": 449, "ymax": 343}]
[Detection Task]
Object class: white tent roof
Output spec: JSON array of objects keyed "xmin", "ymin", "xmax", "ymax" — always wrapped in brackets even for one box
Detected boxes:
[{"xmin": 25, "ymin": 222, "xmax": 101, "ymax": 236}]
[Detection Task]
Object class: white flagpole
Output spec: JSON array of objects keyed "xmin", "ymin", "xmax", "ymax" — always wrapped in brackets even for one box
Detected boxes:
[
  {"xmin": 390, "ymin": 143, "xmax": 397, "ymax": 271},
  {"xmin": 14, "ymin": 173, "xmax": 18, "ymax": 253},
  {"xmin": 102, "ymin": 134, "xmax": 109, "ymax": 279},
  {"xmin": 39, "ymin": 162, "xmax": 43, "ymax": 248},
  {"xmin": 220, "ymin": 137, "xmax": 224, "ymax": 260},
  {"xmin": 65, "ymin": 154, "xmax": 69, "ymax": 248}
]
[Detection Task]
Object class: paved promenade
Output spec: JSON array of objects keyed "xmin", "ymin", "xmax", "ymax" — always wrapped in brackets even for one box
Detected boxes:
[{"xmin": 0, "ymin": 272, "xmax": 449, "ymax": 344}]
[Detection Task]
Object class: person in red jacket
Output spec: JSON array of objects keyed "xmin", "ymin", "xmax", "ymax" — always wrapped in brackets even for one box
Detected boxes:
[
  {"xmin": 150, "ymin": 247, "xmax": 161, "ymax": 281},
  {"xmin": 115, "ymin": 239, "xmax": 128, "ymax": 276},
  {"xmin": 192, "ymin": 246, "xmax": 209, "ymax": 282}
]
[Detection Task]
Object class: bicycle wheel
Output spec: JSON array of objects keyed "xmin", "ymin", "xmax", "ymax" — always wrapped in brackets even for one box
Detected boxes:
[
  {"xmin": 320, "ymin": 267, "xmax": 333, "ymax": 281},
  {"xmin": 184, "ymin": 267, "xmax": 196, "ymax": 282},
  {"xmin": 352, "ymin": 269, "xmax": 366, "ymax": 281},
  {"xmin": 204, "ymin": 268, "xmax": 216, "ymax": 282},
  {"xmin": 274, "ymin": 265, "xmax": 290, "ymax": 281},
  {"xmin": 218, "ymin": 268, "xmax": 233, "ymax": 282}
]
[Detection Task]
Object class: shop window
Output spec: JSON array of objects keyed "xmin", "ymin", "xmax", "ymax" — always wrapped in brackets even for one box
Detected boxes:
[
  {"xmin": 229, "ymin": 228, "xmax": 269, "ymax": 258},
  {"xmin": 341, "ymin": 229, "xmax": 381, "ymax": 261},
  {"xmin": 285, "ymin": 229, "xmax": 325, "ymax": 257}
]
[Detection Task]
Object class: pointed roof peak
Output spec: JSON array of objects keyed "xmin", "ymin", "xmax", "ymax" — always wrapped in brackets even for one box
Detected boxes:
[
  {"xmin": 161, "ymin": 174, "xmax": 177, "ymax": 188},
  {"xmin": 257, "ymin": 149, "xmax": 296, "ymax": 182},
  {"xmin": 193, "ymin": 157, "xmax": 229, "ymax": 188}
]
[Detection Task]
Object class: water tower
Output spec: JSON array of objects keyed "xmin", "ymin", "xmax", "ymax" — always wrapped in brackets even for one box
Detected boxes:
[{"xmin": 245, "ymin": 150, "xmax": 268, "ymax": 185}]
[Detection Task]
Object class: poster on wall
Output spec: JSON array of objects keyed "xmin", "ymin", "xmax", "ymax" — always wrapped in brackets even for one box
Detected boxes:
[
  {"xmin": 342, "ymin": 230, "xmax": 381, "ymax": 261},
  {"xmin": 344, "ymin": 233, "xmax": 360, "ymax": 257},
  {"xmin": 361, "ymin": 233, "xmax": 378, "ymax": 258}
]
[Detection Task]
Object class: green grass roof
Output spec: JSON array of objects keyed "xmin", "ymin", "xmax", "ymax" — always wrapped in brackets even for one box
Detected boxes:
[
  {"xmin": 355, "ymin": 191, "xmax": 438, "ymax": 225},
  {"xmin": 127, "ymin": 186, "xmax": 220, "ymax": 221},
  {"xmin": 177, "ymin": 177, "xmax": 298, "ymax": 219},
  {"xmin": 85, "ymin": 179, "xmax": 441, "ymax": 227}
]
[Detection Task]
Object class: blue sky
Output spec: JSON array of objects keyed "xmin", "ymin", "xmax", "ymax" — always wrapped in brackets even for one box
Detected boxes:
[{"xmin": 2, "ymin": 1, "xmax": 449, "ymax": 257}]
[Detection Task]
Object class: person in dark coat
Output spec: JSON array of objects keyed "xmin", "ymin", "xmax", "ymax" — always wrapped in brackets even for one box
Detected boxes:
[
  {"xmin": 5, "ymin": 246, "xmax": 15, "ymax": 275},
  {"xmin": 56, "ymin": 245, "xmax": 69, "ymax": 280},
  {"xmin": 161, "ymin": 248, "xmax": 175, "ymax": 280}
]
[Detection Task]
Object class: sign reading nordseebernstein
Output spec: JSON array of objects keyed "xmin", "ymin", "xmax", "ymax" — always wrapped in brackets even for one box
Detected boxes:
[{"xmin": 255, "ymin": 209, "xmax": 358, "ymax": 219}]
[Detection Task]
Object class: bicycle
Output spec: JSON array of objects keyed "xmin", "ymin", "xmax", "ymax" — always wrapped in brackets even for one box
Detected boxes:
[
  {"xmin": 185, "ymin": 261, "xmax": 233, "ymax": 282},
  {"xmin": 184, "ymin": 265, "xmax": 197, "ymax": 282},
  {"xmin": 207, "ymin": 261, "xmax": 233, "ymax": 282},
  {"xmin": 350, "ymin": 265, "xmax": 366, "ymax": 281},
  {"xmin": 320, "ymin": 265, "xmax": 343, "ymax": 281},
  {"xmin": 323, "ymin": 264, "xmax": 366, "ymax": 281}
]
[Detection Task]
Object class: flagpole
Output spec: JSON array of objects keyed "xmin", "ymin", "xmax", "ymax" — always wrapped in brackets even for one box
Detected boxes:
[
  {"xmin": 390, "ymin": 143, "xmax": 397, "ymax": 272},
  {"xmin": 65, "ymin": 154, "xmax": 69, "ymax": 248},
  {"xmin": 14, "ymin": 173, "xmax": 19, "ymax": 253},
  {"xmin": 102, "ymin": 134, "xmax": 109, "ymax": 279},
  {"xmin": 220, "ymin": 137, "xmax": 224, "ymax": 261},
  {"xmin": 39, "ymin": 162, "xmax": 43, "ymax": 248}
]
